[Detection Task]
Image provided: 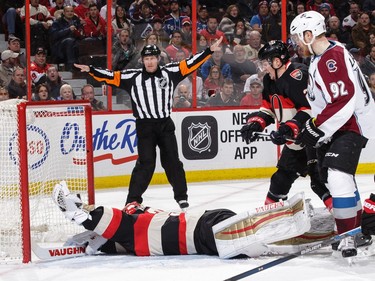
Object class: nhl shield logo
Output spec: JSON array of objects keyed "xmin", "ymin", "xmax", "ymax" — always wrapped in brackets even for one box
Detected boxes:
[
  {"xmin": 158, "ymin": 77, "xmax": 168, "ymax": 89},
  {"xmin": 188, "ymin": 122, "xmax": 211, "ymax": 153}
]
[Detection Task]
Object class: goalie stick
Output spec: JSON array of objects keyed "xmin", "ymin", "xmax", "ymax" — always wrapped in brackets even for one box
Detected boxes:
[
  {"xmin": 224, "ymin": 227, "xmax": 362, "ymax": 281},
  {"xmin": 31, "ymin": 241, "xmax": 87, "ymax": 261}
]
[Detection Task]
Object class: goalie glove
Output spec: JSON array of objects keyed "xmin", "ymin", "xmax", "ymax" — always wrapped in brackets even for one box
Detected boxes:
[
  {"xmin": 270, "ymin": 120, "xmax": 300, "ymax": 145},
  {"xmin": 296, "ymin": 118, "xmax": 324, "ymax": 147},
  {"xmin": 362, "ymin": 193, "xmax": 375, "ymax": 235},
  {"xmin": 240, "ymin": 111, "xmax": 273, "ymax": 144}
]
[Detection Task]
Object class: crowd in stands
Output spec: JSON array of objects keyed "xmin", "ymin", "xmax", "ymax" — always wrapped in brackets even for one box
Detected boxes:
[{"xmin": 0, "ymin": 0, "xmax": 375, "ymax": 109}]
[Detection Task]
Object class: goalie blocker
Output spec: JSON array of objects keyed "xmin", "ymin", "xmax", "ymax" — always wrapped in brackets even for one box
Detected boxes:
[{"xmin": 53, "ymin": 182, "xmax": 310, "ymax": 258}]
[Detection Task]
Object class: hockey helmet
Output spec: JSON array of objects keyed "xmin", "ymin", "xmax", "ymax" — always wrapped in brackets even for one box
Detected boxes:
[
  {"xmin": 290, "ymin": 11, "xmax": 326, "ymax": 45},
  {"xmin": 141, "ymin": 44, "xmax": 161, "ymax": 57},
  {"xmin": 258, "ymin": 40, "xmax": 290, "ymax": 65}
]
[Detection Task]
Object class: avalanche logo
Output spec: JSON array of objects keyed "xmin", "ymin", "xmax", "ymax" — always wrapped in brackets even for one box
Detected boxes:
[
  {"xmin": 290, "ymin": 69, "xmax": 303, "ymax": 80},
  {"xmin": 326, "ymin": 59, "xmax": 337, "ymax": 72},
  {"xmin": 9, "ymin": 125, "xmax": 50, "ymax": 170},
  {"xmin": 188, "ymin": 122, "xmax": 211, "ymax": 153},
  {"xmin": 182, "ymin": 116, "xmax": 218, "ymax": 160}
]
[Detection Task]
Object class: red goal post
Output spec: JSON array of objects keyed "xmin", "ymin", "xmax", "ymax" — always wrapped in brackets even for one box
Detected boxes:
[{"xmin": 0, "ymin": 100, "xmax": 94, "ymax": 263}]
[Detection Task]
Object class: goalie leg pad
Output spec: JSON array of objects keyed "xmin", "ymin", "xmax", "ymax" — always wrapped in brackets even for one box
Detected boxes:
[{"xmin": 212, "ymin": 192, "xmax": 311, "ymax": 259}]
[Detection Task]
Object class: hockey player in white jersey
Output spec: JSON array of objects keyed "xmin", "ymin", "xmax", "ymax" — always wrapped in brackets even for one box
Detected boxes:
[{"xmin": 290, "ymin": 11, "xmax": 375, "ymax": 257}]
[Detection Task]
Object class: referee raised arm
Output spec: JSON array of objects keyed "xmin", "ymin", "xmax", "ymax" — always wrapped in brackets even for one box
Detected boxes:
[{"xmin": 75, "ymin": 37, "xmax": 223, "ymax": 211}]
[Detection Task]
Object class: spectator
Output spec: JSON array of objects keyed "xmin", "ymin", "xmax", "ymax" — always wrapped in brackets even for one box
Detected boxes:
[
  {"xmin": 7, "ymin": 67, "xmax": 27, "ymax": 99},
  {"xmin": 99, "ymin": 0, "xmax": 116, "ymax": 20},
  {"xmin": 45, "ymin": 65, "xmax": 68, "ymax": 100},
  {"xmin": 261, "ymin": 0, "xmax": 283, "ymax": 42},
  {"xmin": 131, "ymin": 1, "xmax": 155, "ymax": 48},
  {"xmin": 49, "ymin": 5, "xmax": 84, "ymax": 71},
  {"xmin": 111, "ymin": 5, "xmax": 133, "ymax": 37},
  {"xmin": 243, "ymin": 30, "xmax": 264, "ymax": 62},
  {"xmin": 151, "ymin": 16, "xmax": 170, "ymax": 49},
  {"xmin": 0, "ymin": 50, "xmax": 19, "ymax": 87},
  {"xmin": 1, "ymin": 1, "xmax": 24, "ymax": 41},
  {"xmin": 306, "ymin": 0, "xmax": 335, "ymax": 17},
  {"xmin": 326, "ymin": 16, "xmax": 353, "ymax": 48},
  {"xmin": 163, "ymin": 0, "xmax": 189, "ymax": 37},
  {"xmin": 196, "ymin": 4, "xmax": 208, "ymax": 33},
  {"xmin": 49, "ymin": 0, "xmax": 65, "ymax": 19},
  {"xmin": 32, "ymin": 83, "xmax": 54, "ymax": 101},
  {"xmin": 174, "ymin": 74, "xmax": 204, "ymax": 102},
  {"xmin": 351, "ymin": 12, "xmax": 375, "ymax": 57},
  {"xmin": 205, "ymin": 78, "xmax": 239, "ymax": 107},
  {"xmin": 200, "ymin": 45, "xmax": 232, "ymax": 80},
  {"xmin": 165, "ymin": 30, "xmax": 190, "ymax": 62},
  {"xmin": 73, "ymin": 0, "xmax": 90, "ymax": 20},
  {"xmin": 228, "ymin": 44, "xmax": 257, "ymax": 94},
  {"xmin": 180, "ymin": 18, "xmax": 192, "ymax": 51},
  {"xmin": 318, "ymin": 3, "xmax": 331, "ymax": 25},
  {"xmin": 363, "ymin": 0, "xmax": 375, "ymax": 24},
  {"xmin": 173, "ymin": 84, "xmax": 192, "ymax": 108},
  {"xmin": 0, "ymin": 86, "xmax": 10, "ymax": 102},
  {"xmin": 370, "ymin": 31, "xmax": 375, "ymax": 46},
  {"xmin": 83, "ymin": 3, "xmax": 107, "ymax": 40},
  {"xmin": 199, "ymin": 16, "xmax": 229, "ymax": 46},
  {"xmin": 58, "ymin": 83, "xmax": 75, "ymax": 100},
  {"xmin": 7, "ymin": 36, "xmax": 26, "ymax": 68},
  {"xmin": 342, "ymin": 2, "xmax": 360, "ymax": 31},
  {"xmin": 30, "ymin": 47, "xmax": 50, "ymax": 84},
  {"xmin": 232, "ymin": 19, "xmax": 251, "ymax": 46},
  {"xmin": 240, "ymin": 75, "xmax": 263, "ymax": 107},
  {"xmin": 81, "ymin": 84, "xmax": 106, "ymax": 111},
  {"xmin": 197, "ymin": 34, "xmax": 209, "ymax": 52},
  {"xmin": 153, "ymin": 0, "xmax": 171, "ymax": 19},
  {"xmin": 112, "ymin": 29, "xmax": 138, "ymax": 70},
  {"xmin": 361, "ymin": 45, "xmax": 375, "ymax": 77},
  {"xmin": 203, "ymin": 65, "xmax": 224, "ymax": 96},
  {"xmin": 21, "ymin": 0, "xmax": 54, "ymax": 54},
  {"xmin": 296, "ymin": 2, "xmax": 306, "ymax": 15},
  {"xmin": 368, "ymin": 72, "xmax": 375, "ymax": 100},
  {"xmin": 249, "ymin": 1, "xmax": 269, "ymax": 34},
  {"xmin": 219, "ymin": 4, "xmax": 250, "ymax": 46}
]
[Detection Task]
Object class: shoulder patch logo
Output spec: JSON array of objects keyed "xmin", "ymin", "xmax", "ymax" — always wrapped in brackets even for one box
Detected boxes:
[
  {"xmin": 290, "ymin": 69, "xmax": 303, "ymax": 81},
  {"xmin": 326, "ymin": 59, "xmax": 337, "ymax": 72}
]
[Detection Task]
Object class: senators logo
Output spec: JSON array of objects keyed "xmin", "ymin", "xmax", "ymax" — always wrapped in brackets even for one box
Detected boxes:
[{"xmin": 290, "ymin": 69, "xmax": 303, "ymax": 80}]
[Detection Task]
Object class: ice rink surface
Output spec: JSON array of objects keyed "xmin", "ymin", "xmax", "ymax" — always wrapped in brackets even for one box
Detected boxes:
[{"xmin": 1, "ymin": 175, "xmax": 374, "ymax": 281}]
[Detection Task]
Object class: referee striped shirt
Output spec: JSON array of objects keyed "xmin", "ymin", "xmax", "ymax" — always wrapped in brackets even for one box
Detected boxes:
[{"xmin": 88, "ymin": 48, "xmax": 213, "ymax": 119}]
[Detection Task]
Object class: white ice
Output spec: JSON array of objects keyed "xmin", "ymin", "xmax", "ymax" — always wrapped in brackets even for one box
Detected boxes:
[{"xmin": 1, "ymin": 175, "xmax": 374, "ymax": 281}]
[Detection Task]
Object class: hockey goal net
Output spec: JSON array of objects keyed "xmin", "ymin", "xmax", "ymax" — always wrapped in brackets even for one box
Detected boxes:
[{"xmin": 0, "ymin": 100, "xmax": 94, "ymax": 263}]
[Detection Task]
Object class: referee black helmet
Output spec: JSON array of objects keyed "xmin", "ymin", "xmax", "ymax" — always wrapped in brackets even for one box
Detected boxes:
[
  {"xmin": 141, "ymin": 45, "xmax": 161, "ymax": 57},
  {"xmin": 258, "ymin": 40, "xmax": 290, "ymax": 65}
]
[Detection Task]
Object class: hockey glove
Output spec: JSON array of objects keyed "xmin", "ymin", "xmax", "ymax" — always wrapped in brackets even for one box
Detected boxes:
[
  {"xmin": 361, "ymin": 193, "xmax": 375, "ymax": 235},
  {"xmin": 240, "ymin": 112, "xmax": 270, "ymax": 144},
  {"xmin": 296, "ymin": 118, "xmax": 324, "ymax": 147},
  {"xmin": 270, "ymin": 120, "xmax": 300, "ymax": 145}
]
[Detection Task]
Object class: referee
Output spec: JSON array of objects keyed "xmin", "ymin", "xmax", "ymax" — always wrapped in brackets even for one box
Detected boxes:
[{"xmin": 74, "ymin": 37, "xmax": 223, "ymax": 211}]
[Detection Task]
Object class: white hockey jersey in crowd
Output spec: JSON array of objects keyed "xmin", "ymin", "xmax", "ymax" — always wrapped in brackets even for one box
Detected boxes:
[{"xmin": 306, "ymin": 40, "xmax": 375, "ymax": 143}]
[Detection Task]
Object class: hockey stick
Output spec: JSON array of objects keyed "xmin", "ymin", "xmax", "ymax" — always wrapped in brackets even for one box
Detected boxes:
[
  {"xmin": 31, "ymin": 240, "xmax": 87, "ymax": 261},
  {"xmin": 224, "ymin": 227, "xmax": 362, "ymax": 281},
  {"xmin": 253, "ymin": 132, "xmax": 295, "ymax": 143}
]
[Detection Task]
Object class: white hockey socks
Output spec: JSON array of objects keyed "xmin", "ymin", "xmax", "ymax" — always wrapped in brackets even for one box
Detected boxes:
[
  {"xmin": 52, "ymin": 181, "xmax": 91, "ymax": 225},
  {"xmin": 213, "ymin": 192, "xmax": 311, "ymax": 259}
]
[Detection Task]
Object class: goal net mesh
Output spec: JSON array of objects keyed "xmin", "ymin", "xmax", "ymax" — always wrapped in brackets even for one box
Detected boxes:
[{"xmin": 0, "ymin": 100, "xmax": 93, "ymax": 262}]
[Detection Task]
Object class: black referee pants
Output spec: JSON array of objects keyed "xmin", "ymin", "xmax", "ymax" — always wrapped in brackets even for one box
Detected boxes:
[{"xmin": 126, "ymin": 117, "xmax": 188, "ymax": 204}]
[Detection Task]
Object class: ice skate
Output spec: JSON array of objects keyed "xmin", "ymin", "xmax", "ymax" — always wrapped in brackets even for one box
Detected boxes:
[
  {"xmin": 178, "ymin": 200, "xmax": 189, "ymax": 212},
  {"xmin": 52, "ymin": 181, "xmax": 91, "ymax": 224}
]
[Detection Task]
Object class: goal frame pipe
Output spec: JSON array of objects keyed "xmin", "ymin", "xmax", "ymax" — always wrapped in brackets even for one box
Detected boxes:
[{"xmin": 18, "ymin": 101, "xmax": 94, "ymax": 263}]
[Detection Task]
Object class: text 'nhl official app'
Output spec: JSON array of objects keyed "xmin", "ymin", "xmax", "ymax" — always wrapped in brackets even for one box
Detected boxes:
[{"xmin": 181, "ymin": 116, "xmax": 218, "ymax": 160}]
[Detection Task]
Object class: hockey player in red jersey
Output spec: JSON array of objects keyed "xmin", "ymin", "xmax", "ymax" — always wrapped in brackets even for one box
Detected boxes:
[
  {"xmin": 290, "ymin": 11, "xmax": 375, "ymax": 257},
  {"xmin": 240, "ymin": 40, "xmax": 332, "ymax": 210}
]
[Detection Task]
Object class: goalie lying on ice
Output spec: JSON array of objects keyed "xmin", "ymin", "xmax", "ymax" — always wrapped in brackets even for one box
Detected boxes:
[{"xmin": 53, "ymin": 181, "xmax": 316, "ymax": 258}]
